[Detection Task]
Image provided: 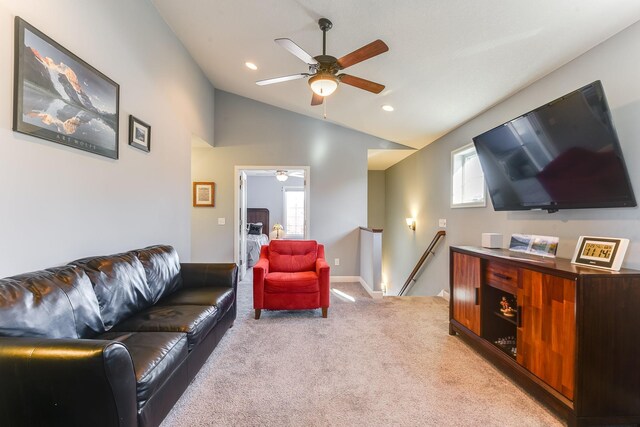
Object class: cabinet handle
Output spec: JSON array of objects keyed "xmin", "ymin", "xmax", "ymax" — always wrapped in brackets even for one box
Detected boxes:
[
  {"xmin": 474, "ymin": 287, "xmax": 480, "ymax": 305},
  {"xmin": 493, "ymin": 272, "xmax": 512, "ymax": 281},
  {"xmin": 517, "ymin": 305, "xmax": 523, "ymax": 327}
]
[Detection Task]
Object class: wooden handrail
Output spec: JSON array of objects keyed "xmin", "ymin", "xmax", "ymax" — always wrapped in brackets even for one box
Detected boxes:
[{"xmin": 398, "ymin": 230, "xmax": 446, "ymax": 296}]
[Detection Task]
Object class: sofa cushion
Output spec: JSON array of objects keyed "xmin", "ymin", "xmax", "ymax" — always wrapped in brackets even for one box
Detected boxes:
[
  {"xmin": 135, "ymin": 245, "xmax": 182, "ymax": 304},
  {"xmin": 264, "ymin": 271, "xmax": 319, "ymax": 293},
  {"xmin": 71, "ymin": 252, "xmax": 153, "ymax": 330},
  {"xmin": 0, "ymin": 266, "xmax": 104, "ymax": 339},
  {"xmin": 268, "ymin": 240, "xmax": 318, "ymax": 272},
  {"xmin": 111, "ymin": 305, "xmax": 218, "ymax": 351},
  {"xmin": 97, "ymin": 331, "xmax": 187, "ymax": 408},
  {"xmin": 157, "ymin": 287, "xmax": 234, "ymax": 316}
]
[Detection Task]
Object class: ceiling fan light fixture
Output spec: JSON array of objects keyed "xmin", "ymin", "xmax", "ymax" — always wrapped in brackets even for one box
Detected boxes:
[
  {"xmin": 275, "ymin": 170, "xmax": 289, "ymax": 182},
  {"xmin": 309, "ymin": 73, "xmax": 338, "ymax": 97}
]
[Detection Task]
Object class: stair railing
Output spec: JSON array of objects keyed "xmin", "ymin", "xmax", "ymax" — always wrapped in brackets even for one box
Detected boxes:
[{"xmin": 398, "ymin": 230, "xmax": 446, "ymax": 296}]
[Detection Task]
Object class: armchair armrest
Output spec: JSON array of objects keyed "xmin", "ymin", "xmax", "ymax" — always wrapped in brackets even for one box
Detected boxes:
[
  {"xmin": 316, "ymin": 257, "xmax": 331, "ymax": 308},
  {"xmin": 252, "ymin": 258, "xmax": 269, "ymax": 310},
  {"xmin": 0, "ymin": 337, "xmax": 136, "ymax": 426},
  {"xmin": 180, "ymin": 263, "xmax": 238, "ymax": 290}
]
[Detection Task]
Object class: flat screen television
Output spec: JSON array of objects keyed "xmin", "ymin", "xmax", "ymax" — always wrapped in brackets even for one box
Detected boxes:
[{"xmin": 472, "ymin": 80, "xmax": 636, "ymax": 213}]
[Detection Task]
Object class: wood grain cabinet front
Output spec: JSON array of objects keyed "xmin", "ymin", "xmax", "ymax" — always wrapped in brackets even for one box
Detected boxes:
[{"xmin": 449, "ymin": 246, "xmax": 640, "ymax": 427}]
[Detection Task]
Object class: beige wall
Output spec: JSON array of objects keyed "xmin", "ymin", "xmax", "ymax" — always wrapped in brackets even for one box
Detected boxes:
[
  {"xmin": 383, "ymin": 20, "xmax": 640, "ymax": 296},
  {"xmin": 367, "ymin": 171, "xmax": 385, "ymax": 229},
  {"xmin": 190, "ymin": 90, "xmax": 405, "ymax": 275},
  {"xmin": 0, "ymin": 0, "xmax": 215, "ymax": 277}
]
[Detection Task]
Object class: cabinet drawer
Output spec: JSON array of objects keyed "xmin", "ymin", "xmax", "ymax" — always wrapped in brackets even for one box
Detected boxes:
[{"xmin": 485, "ymin": 261, "xmax": 518, "ymax": 292}]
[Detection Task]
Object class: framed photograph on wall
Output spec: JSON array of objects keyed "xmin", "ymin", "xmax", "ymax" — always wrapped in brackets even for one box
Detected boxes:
[
  {"xmin": 129, "ymin": 115, "xmax": 150, "ymax": 152},
  {"xmin": 13, "ymin": 17, "xmax": 120, "ymax": 159},
  {"xmin": 571, "ymin": 236, "xmax": 629, "ymax": 271},
  {"xmin": 193, "ymin": 182, "xmax": 215, "ymax": 207}
]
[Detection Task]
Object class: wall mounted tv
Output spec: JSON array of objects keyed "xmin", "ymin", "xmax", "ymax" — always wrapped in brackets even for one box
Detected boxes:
[{"xmin": 472, "ymin": 80, "xmax": 636, "ymax": 213}]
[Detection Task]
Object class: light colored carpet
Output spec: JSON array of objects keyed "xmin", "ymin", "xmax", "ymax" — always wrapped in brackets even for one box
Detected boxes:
[{"xmin": 160, "ymin": 278, "xmax": 564, "ymax": 426}]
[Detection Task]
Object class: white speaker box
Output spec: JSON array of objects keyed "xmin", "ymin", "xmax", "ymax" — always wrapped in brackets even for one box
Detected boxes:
[{"xmin": 482, "ymin": 233, "xmax": 503, "ymax": 249}]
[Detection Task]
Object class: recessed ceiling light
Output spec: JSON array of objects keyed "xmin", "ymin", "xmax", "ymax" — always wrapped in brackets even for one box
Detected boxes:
[
  {"xmin": 382, "ymin": 105, "xmax": 394, "ymax": 112},
  {"xmin": 245, "ymin": 62, "xmax": 258, "ymax": 70}
]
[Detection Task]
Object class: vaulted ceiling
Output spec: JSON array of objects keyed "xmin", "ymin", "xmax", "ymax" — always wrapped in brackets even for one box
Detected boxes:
[{"xmin": 152, "ymin": 0, "xmax": 640, "ymax": 169}]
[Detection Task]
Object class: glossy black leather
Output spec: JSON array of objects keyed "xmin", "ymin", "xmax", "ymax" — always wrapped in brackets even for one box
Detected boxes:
[
  {"xmin": 72, "ymin": 252, "xmax": 154, "ymax": 330},
  {"xmin": 0, "ymin": 337, "xmax": 137, "ymax": 426},
  {"xmin": 0, "ymin": 246, "xmax": 238, "ymax": 427},
  {"xmin": 98, "ymin": 331, "xmax": 188, "ymax": 408},
  {"xmin": 135, "ymin": 245, "xmax": 182, "ymax": 303},
  {"xmin": 158, "ymin": 287, "xmax": 235, "ymax": 317},
  {"xmin": 180, "ymin": 263, "xmax": 237, "ymax": 290},
  {"xmin": 0, "ymin": 266, "xmax": 103, "ymax": 339},
  {"xmin": 111, "ymin": 305, "xmax": 218, "ymax": 351}
]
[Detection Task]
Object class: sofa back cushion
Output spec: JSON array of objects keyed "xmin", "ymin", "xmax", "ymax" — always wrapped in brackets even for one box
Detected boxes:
[
  {"xmin": 135, "ymin": 245, "xmax": 182, "ymax": 303},
  {"xmin": 268, "ymin": 240, "xmax": 318, "ymax": 272},
  {"xmin": 0, "ymin": 266, "xmax": 104, "ymax": 338},
  {"xmin": 71, "ymin": 252, "xmax": 152, "ymax": 330}
]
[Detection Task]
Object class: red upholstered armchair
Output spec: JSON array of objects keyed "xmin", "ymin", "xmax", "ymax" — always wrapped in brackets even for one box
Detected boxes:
[{"xmin": 253, "ymin": 240, "xmax": 330, "ymax": 319}]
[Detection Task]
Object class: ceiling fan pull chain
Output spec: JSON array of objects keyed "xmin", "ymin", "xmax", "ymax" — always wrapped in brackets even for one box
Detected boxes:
[{"xmin": 323, "ymin": 98, "xmax": 327, "ymax": 120}]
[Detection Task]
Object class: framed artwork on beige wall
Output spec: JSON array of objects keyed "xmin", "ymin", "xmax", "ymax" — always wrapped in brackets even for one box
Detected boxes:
[
  {"xmin": 13, "ymin": 17, "xmax": 120, "ymax": 159},
  {"xmin": 193, "ymin": 182, "xmax": 215, "ymax": 207}
]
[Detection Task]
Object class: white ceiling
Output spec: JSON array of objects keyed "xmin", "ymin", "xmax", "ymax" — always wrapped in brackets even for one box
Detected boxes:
[{"xmin": 153, "ymin": 0, "xmax": 640, "ymax": 169}]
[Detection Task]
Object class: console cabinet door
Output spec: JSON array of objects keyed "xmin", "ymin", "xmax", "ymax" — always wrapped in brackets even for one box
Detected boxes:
[
  {"xmin": 517, "ymin": 269, "xmax": 576, "ymax": 400},
  {"xmin": 452, "ymin": 252, "xmax": 481, "ymax": 335}
]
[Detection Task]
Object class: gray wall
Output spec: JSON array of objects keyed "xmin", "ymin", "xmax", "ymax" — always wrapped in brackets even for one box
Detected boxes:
[
  {"xmin": 0, "ymin": 0, "xmax": 215, "ymax": 277},
  {"xmin": 368, "ymin": 171, "xmax": 386, "ymax": 229},
  {"xmin": 247, "ymin": 175, "xmax": 304, "ymax": 231},
  {"xmin": 190, "ymin": 90, "xmax": 404, "ymax": 275},
  {"xmin": 383, "ymin": 20, "xmax": 640, "ymax": 296}
]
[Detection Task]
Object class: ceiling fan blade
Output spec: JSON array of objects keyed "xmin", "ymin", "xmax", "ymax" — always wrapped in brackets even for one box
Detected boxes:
[
  {"xmin": 337, "ymin": 39, "xmax": 389, "ymax": 69},
  {"xmin": 311, "ymin": 92, "xmax": 324, "ymax": 106},
  {"xmin": 275, "ymin": 38, "xmax": 318, "ymax": 65},
  {"xmin": 339, "ymin": 74, "xmax": 385, "ymax": 94},
  {"xmin": 256, "ymin": 73, "xmax": 308, "ymax": 86}
]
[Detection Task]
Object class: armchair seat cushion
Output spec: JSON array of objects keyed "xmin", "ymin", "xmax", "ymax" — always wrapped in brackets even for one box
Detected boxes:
[
  {"xmin": 111, "ymin": 305, "xmax": 218, "ymax": 351},
  {"xmin": 97, "ymin": 331, "xmax": 187, "ymax": 408},
  {"xmin": 157, "ymin": 287, "xmax": 234, "ymax": 316},
  {"xmin": 265, "ymin": 271, "xmax": 319, "ymax": 293}
]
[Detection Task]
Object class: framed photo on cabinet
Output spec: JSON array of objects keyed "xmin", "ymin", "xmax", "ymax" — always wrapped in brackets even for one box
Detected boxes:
[
  {"xmin": 571, "ymin": 236, "xmax": 629, "ymax": 271},
  {"xmin": 193, "ymin": 182, "xmax": 215, "ymax": 207}
]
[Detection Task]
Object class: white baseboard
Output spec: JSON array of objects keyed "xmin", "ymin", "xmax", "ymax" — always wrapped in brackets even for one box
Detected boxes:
[
  {"xmin": 330, "ymin": 276, "xmax": 384, "ymax": 300},
  {"xmin": 437, "ymin": 289, "xmax": 450, "ymax": 302}
]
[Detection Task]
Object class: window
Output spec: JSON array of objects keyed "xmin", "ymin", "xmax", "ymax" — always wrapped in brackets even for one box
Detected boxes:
[
  {"xmin": 283, "ymin": 187, "xmax": 305, "ymax": 237},
  {"xmin": 451, "ymin": 143, "xmax": 486, "ymax": 208}
]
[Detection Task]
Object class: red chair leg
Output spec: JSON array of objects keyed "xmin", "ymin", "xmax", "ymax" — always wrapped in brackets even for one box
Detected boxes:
[{"xmin": 322, "ymin": 307, "xmax": 328, "ymax": 318}]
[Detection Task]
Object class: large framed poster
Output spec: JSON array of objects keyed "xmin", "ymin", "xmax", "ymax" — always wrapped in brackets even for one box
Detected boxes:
[{"xmin": 13, "ymin": 17, "xmax": 120, "ymax": 159}]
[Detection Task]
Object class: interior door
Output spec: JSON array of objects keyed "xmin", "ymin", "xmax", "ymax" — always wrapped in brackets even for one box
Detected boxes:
[{"xmin": 238, "ymin": 171, "xmax": 248, "ymax": 280}]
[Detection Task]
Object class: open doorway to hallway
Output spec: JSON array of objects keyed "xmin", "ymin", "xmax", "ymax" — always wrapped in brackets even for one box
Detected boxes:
[{"xmin": 234, "ymin": 166, "xmax": 310, "ymax": 281}]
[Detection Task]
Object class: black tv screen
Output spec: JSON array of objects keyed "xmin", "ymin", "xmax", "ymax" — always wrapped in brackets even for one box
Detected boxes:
[{"xmin": 472, "ymin": 81, "xmax": 636, "ymax": 212}]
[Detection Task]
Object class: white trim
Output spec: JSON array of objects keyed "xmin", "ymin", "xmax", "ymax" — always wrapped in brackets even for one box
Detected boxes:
[
  {"xmin": 330, "ymin": 276, "xmax": 384, "ymax": 300},
  {"xmin": 437, "ymin": 289, "xmax": 450, "ymax": 302},
  {"xmin": 234, "ymin": 165, "xmax": 310, "ymax": 271}
]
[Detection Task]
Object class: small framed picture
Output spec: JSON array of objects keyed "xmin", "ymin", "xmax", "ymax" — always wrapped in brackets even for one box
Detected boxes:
[
  {"xmin": 571, "ymin": 236, "xmax": 629, "ymax": 271},
  {"xmin": 129, "ymin": 115, "xmax": 151, "ymax": 152},
  {"xmin": 193, "ymin": 182, "xmax": 215, "ymax": 207}
]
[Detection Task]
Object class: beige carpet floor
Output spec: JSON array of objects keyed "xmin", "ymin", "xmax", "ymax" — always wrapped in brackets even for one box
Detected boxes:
[{"xmin": 160, "ymin": 278, "xmax": 564, "ymax": 426}]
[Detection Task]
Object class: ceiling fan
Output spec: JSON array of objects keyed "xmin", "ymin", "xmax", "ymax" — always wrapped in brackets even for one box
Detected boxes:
[{"xmin": 256, "ymin": 18, "xmax": 389, "ymax": 106}]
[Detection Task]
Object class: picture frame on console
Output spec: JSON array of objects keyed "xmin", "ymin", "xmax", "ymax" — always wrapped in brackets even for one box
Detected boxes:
[
  {"xmin": 571, "ymin": 236, "xmax": 629, "ymax": 271},
  {"xmin": 13, "ymin": 17, "xmax": 120, "ymax": 159},
  {"xmin": 128, "ymin": 115, "xmax": 151, "ymax": 152}
]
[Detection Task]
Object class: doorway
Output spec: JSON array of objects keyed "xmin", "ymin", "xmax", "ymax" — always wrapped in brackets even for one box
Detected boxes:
[{"xmin": 234, "ymin": 166, "xmax": 310, "ymax": 281}]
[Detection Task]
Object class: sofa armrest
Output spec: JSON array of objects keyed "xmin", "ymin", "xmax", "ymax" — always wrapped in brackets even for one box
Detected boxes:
[
  {"xmin": 316, "ymin": 258, "xmax": 331, "ymax": 308},
  {"xmin": 252, "ymin": 258, "xmax": 269, "ymax": 309},
  {"xmin": 0, "ymin": 337, "xmax": 137, "ymax": 427},
  {"xmin": 180, "ymin": 263, "xmax": 238, "ymax": 290}
]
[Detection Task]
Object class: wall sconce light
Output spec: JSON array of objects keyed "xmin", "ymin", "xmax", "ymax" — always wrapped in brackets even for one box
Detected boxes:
[{"xmin": 406, "ymin": 218, "xmax": 416, "ymax": 231}]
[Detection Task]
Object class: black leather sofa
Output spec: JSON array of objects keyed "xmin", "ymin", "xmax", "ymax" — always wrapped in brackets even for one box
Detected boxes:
[{"xmin": 0, "ymin": 245, "xmax": 237, "ymax": 427}]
